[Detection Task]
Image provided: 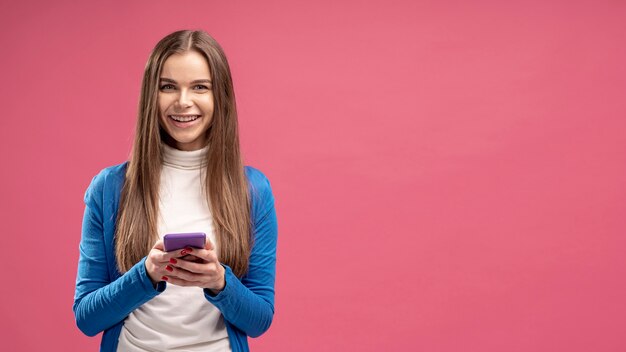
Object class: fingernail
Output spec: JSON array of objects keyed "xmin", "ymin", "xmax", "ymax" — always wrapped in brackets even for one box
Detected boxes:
[
  {"xmin": 180, "ymin": 250, "xmax": 188, "ymax": 256},
  {"xmin": 165, "ymin": 265, "xmax": 173, "ymax": 272},
  {"xmin": 162, "ymin": 276, "xmax": 168, "ymax": 281},
  {"xmin": 169, "ymin": 258, "xmax": 177, "ymax": 264},
  {"xmin": 185, "ymin": 247, "xmax": 193, "ymax": 252}
]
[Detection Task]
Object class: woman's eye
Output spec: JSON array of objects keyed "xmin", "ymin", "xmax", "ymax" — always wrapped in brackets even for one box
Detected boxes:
[
  {"xmin": 160, "ymin": 84, "xmax": 175, "ymax": 90},
  {"xmin": 193, "ymin": 85, "xmax": 210, "ymax": 90}
]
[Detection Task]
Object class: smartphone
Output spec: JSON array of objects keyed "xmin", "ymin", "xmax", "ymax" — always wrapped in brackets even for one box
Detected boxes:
[{"xmin": 163, "ymin": 232, "xmax": 206, "ymax": 252}]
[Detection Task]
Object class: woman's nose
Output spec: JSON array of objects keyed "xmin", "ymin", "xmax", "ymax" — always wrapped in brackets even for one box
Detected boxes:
[{"xmin": 177, "ymin": 90, "xmax": 192, "ymax": 108}]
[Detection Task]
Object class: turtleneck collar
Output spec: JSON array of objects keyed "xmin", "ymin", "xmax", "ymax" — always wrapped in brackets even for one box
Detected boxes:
[{"xmin": 162, "ymin": 142, "xmax": 208, "ymax": 170}]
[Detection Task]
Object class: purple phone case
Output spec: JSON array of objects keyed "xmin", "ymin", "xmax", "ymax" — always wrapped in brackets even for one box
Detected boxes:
[{"xmin": 163, "ymin": 232, "xmax": 206, "ymax": 252}]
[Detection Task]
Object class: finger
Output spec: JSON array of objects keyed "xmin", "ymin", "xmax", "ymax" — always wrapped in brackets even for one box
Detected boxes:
[
  {"xmin": 160, "ymin": 264, "xmax": 187, "ymax": 279},
  {"xmin": 149, "ymin": 247, "xmax": 180, "ymax": 263},
  {"xmin": 151, "ymin": 240, "xmax": 188, "ymax": 262},
  {"xmin": 169, "ymin": 258, "xmax": 219, "ymax": 275},
  {"xmin": 185, "ymin": 247, "xmax": 219, "ymax": 263},
  {"xmin": 161, "ymin": 247, "xmax": 196, "ymax": 260},
  {"xmin": 176, "ymin": 254, "xmax": 205, "ymax": 264},
  {"xmin": 204, "ymin": 240, "xmax": 214, "ymax": 251},
  {"xmin": 148, "ymin": 249, "xmax": 170, "ymax": 263},
  {"xmin": 165, "ymin": 264, "xmax": 205, "ymax": 282},
  {"xmin": 152, "ymin": 239, "xmax": 164, "ymax": 250},
  {"xmin": 178, "ymin": 254, "xmax": 202, "ymax": 262}
]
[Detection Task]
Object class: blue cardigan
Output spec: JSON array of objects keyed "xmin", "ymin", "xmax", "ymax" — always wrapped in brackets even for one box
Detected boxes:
[{"xmin": 73, "ymin": 162, "xmax": 278, "ymax": 351}]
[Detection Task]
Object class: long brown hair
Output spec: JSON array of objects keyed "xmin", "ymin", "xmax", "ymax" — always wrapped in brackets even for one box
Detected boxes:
[{"xmin": 115, "ymin": 30, "xmax": 252, "ymax": 277}]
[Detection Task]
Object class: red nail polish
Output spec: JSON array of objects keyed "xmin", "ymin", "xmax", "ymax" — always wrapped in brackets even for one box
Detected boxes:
[
  {"xmin": 169, "ymin": 258, "xmax": 177, "ymax": 264},
  {"xmin": 165, "ymin": 265, "xmax": 173, "ymax": 272},
  {"xmin": 180, "ymin": 250, "xmax": 187, "ymax": 256},
  {"xmin": 185, "ymin": 247, "xmax": 193, "ymax": 252},
  {"xmin": 162, "ymin": 276, "xmax": 168, "ymax": 281}
]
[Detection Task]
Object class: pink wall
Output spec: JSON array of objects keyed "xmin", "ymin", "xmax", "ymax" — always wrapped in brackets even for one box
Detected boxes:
[{"xmin": 1, "ymin": 0, "xmax": 625, "ymax": 350}]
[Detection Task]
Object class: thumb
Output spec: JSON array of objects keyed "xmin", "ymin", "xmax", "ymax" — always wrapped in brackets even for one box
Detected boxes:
[
  {"xmin": 205, "ymin": 239, "xmax": 214, "ymax": 251},
  {"xmin": 153, "ymin": 239, "xmax": 164, "ymax": 250}
]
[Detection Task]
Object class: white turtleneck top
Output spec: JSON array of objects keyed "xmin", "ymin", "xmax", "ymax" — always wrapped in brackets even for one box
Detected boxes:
[{"xmin": 117, "ymin": 143, "xmax": 231, "ymax": 352}]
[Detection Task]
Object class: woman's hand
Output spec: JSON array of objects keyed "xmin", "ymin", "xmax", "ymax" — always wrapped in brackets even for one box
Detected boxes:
[
  {"xmin": 144, "ymin": 239, "xmax": 180, "ymax": 285},
  {"xmin": 163, "ymin": 240, "xmax": 226, "ymax": 294}
]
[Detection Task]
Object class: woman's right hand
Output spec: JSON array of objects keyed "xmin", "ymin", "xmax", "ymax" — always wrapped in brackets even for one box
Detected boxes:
[{"xmin": 145, "ymin": 239, "xmax": 176, "ymax": 285}]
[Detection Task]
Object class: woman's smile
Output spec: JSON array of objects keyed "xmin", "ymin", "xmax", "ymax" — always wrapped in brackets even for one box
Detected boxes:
[
  {"xmin": 168, "ymin": 114, "xmax": 203, "ymax": 128},
  {"xmin": 169, "ymin": 114, "xmax": 201, "ymax": 122}
]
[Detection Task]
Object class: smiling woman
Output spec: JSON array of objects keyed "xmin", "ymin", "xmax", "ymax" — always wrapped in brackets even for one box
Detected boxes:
[
  {"xmin": 158, "ymin": 51, "xmax": 215, "ymax": 151},
  {"xmin": 73, "ymin": 30, "xmax": 278, "ymax": 352}
]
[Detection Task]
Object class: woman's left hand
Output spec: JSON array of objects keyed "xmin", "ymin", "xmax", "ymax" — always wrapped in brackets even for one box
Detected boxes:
[{"xmin": 163, "ymin": 240, "xmax": 226, "ymax": 294}]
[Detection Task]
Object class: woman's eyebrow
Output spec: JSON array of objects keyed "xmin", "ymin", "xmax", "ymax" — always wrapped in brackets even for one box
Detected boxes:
[{"xmin": 159, "ymin": 77, "xmax": 212, "ymax": 84}]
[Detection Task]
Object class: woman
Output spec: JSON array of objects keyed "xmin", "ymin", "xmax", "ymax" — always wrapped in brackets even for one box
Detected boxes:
[{"xmin": 73, "ymin": 30, "xmax": 278, "ymax": 352}]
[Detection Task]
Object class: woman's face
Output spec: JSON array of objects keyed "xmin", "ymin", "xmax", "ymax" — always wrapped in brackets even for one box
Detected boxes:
[{"xmin": 158, "ymin": 50, "xmax": 214, "ymax": 151}]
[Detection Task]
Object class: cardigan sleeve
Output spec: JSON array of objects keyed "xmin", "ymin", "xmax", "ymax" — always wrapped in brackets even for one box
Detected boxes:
[
  {"xmin": 73, "ymin": 170, "xmax": 165, "ymax": 337},
  {"xmin": 203, "ymin": 167, "xmax": 278, "ymax": 338}
]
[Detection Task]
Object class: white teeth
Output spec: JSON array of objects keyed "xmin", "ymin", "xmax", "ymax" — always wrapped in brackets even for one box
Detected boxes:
[{"xmin": 170, "ymin": 115, "xmax": 200, "ymax": 122}]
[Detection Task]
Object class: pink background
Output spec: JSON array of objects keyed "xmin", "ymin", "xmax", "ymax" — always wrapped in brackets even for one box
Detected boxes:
[{"xmin": 1, "ymin": 0, "xmax": 625, "ymax": 351}]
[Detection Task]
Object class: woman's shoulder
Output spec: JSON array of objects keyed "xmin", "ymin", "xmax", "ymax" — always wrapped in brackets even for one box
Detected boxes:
[
  {"xmin": 244, "ymin": 165, "xmax": 271, "ymax": 188},
  {"xmin": 90, "ymin": 161, "xmax": 128, "ymax": 185},
  {"xmin": 84, "ymin": 162, "xmax": 128, "ymax": 200},
  {"xmin": 243, "ymin": 166, "xmax": 275, "ymax": 210}
]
